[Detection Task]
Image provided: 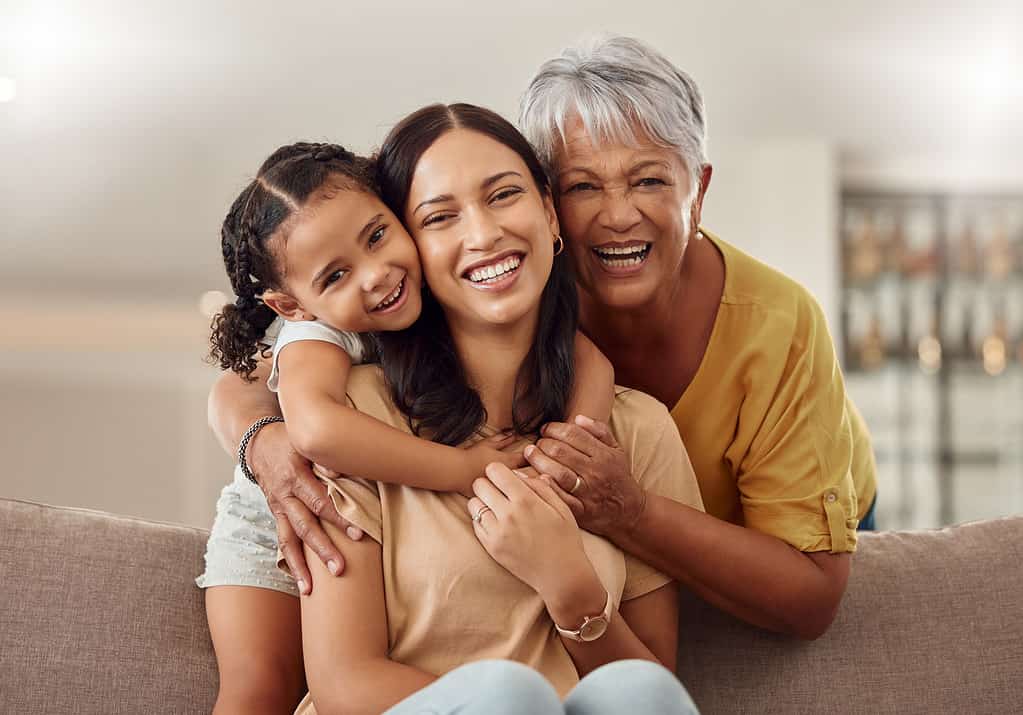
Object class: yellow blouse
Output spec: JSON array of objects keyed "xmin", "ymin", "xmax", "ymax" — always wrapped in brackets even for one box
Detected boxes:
[{"xmin": 671, "ymin": 230, "xmax": 877, "ymax": 553}]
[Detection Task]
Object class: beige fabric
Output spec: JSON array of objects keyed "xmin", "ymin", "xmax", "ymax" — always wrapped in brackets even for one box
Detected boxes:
[
  {"xmin": 293, "ymin": 366, "xmax": 703, "ymax": 703},
  {"xmin": 1, "ymin": 498, "xmax": 218, "ymax": 714},
  {"xmin": 677, "ymin": 516, "xmax": 1023, "ymax": 714},
  {"xmin": 1, "ymin": 497, "xmax": 1021, "ymax": 713}
]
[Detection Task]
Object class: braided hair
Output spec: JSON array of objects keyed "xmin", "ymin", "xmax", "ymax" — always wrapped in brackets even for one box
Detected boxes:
[{"xmin": 209, "ymin": 142, "xmax": 377, "ymax": 380}]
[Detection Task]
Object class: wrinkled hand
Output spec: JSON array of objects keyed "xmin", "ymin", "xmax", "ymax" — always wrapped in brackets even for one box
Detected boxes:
[
  {"xmin": 466, "ymin": 463, "xmax": 592, "ymax": 600},
  {"xmin": 248, "ymin": 422, "xmax": 364, "ymax": 596},
  {"xmin": 523, "ymin": 415, "xmax": 647, "ymax": 540}
]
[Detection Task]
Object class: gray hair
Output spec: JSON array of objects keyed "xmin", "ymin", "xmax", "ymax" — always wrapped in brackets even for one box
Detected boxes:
[{"xmin": 519, "ymin": 34, "xmax": 708, "ymax": 186}]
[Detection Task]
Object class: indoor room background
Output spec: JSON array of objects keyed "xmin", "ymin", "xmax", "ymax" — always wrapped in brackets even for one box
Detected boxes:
[{"xmin": 1, "ymin": 0, "xmax": 1021, "ymax": 530}]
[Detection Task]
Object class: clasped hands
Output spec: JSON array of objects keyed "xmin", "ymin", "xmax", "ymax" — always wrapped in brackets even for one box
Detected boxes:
[{"xmin": 250, "ymin": 415, "xmax": 645, "ymax": 595}]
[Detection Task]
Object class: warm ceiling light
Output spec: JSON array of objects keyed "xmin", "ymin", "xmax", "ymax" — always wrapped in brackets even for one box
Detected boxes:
[{"xmin": 0, "ymin": 77, "xmax": 16, "ymax": 103}]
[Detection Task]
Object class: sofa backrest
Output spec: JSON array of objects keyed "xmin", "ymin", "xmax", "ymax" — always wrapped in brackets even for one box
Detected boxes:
[
  {"xmin": 676, "ymin": 516, "xmax": 1023, "ymax": 714},
  {"xmin": 2, "ymin": 498, "xmax": 218, "ymax": 714},
  {"xmin": 3, "ymin": 497, "xmax": 1021, "ymax": 714}
]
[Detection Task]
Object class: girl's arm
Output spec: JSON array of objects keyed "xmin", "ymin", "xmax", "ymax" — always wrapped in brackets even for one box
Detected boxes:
[
  {"xmin": 567, "ymin": 332, "xmax": 615, "ymax": 424},
  {"xmin": 277, "ymin": 341, "xmax": 522, "ymax": 494},
  {"xmin": 301, "ymin": 521, "xmax": 436, "ymax": 715}
]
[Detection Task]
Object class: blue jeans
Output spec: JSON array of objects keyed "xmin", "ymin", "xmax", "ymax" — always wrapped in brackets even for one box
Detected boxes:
[{"xmin": 384, "ymin": 659, "xmax": 699, "ymax": 715}]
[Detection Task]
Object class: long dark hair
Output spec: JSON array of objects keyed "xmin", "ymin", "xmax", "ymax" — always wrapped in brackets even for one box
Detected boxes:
[
  {"xmin": 375, "ymin": 103, "xmax": 579, "ymax": 445},
  {"xmin": 209, "ymin": 142, "xmax": 376, "ymax": 380}
]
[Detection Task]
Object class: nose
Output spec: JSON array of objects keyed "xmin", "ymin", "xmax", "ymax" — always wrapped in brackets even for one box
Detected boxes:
[
  {"xmin": 360, "ymin": 260, "xmax": 391, "ymax": 294},
  {"xmin": 463, "ymin": 205, "xmax": 502, "ymax": 251},
  {"xmin": 598, "ymin": 188, "xmax": 642, "ymax": 234}
]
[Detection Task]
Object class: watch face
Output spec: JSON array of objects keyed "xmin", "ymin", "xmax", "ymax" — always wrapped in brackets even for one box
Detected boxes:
[{"xmin": 579, "ymin": 616, "xmax": 608, "ymax": 642}]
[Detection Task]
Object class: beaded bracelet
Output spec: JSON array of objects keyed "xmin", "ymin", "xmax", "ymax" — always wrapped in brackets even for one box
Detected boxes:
[{"xmin": 237, "ymin": 416, "xmax": 285, "ymax": 485}]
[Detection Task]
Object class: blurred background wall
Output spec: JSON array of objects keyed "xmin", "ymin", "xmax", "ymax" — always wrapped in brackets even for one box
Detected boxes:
[{"xmin": 1, "ymin": 0, "xmax": 1021, "ymax": 528}]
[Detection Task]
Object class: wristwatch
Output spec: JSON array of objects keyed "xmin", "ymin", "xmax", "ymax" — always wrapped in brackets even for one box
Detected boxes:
[{"xmin": 554, "ymin": 588, "xmax": 614, "ymax": 642}]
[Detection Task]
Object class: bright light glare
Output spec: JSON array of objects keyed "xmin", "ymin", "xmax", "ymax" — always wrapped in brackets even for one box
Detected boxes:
[{"xmin": 0, "ymin": 77, "xmax": 15, "ymax": 103}]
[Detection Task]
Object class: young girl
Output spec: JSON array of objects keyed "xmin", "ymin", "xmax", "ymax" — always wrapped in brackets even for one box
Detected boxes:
[{"xmin": 197, "ymin": 141, "xmax": 614, "ymax": 713}]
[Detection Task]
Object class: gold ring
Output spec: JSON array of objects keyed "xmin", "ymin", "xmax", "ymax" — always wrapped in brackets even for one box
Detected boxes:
[
  {"xmin": 568, "ymin": 475, "xmax": 583, "ymax": 494},
  {"xmin": 472, "ymin": 505, "xmax": 493, "ymax": 523}
]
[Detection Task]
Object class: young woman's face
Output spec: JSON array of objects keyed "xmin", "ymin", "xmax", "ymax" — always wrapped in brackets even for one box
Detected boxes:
[
  {"xmin": 404, "ymin": 129, "xmax": 559, "ymax": 332},
  {"xmin": 270, "ymin": 185, "xmax": 422, "ymax": 333}
]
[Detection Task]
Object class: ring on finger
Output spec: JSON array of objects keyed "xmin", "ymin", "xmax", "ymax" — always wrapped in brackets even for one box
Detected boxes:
[
  {"xmin": 568, "ymin": 475, "xmax": 583, "ymax": 495},
  {"xmin": 472, "ymin": 505, "xmax": 493, "ymax": 523}
]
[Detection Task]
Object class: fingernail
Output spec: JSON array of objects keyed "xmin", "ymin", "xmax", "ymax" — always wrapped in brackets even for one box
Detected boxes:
[
  {"xmin": 575, "ymin": 414, "xmax": 594, "ymax": 426},
  {"xmin": 524, "ymin": 445, "xmax": 535, "ymax": 457},
  {"xmin": 514, "ymin": 469, "xmax": 528, "ymax": 479},
  {"xmin": 346, "ymin": 526, "xmax": 363, "ymax": 540},
  {"xmin": 297, "ymin": 579, "xmax": 309, "ymax": 595},
  {"xmin": 327, "ymin": 560, "xmax": 340, "ymax": 576}
]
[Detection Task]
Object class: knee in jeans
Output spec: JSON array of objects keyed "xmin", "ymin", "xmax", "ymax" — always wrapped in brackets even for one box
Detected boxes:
[
  {"xmin": 569, "ymin": 660, "xmax": 698, "ymax": 714},
  {"xmin": 466, "ymin": 660, "xmax": 561, "ymax": 713}
]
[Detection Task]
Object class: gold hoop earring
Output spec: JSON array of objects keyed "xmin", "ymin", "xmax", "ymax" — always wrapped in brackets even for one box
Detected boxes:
[{"xmin": 553, "ymin": 234, "xmax": 565, "ymax": 256}]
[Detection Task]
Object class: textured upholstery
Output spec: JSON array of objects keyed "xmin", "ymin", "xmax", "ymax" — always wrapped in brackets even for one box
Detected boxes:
[{"xmin": 2, "ymin": 497, "xmax": 1020, "ymax": 714}]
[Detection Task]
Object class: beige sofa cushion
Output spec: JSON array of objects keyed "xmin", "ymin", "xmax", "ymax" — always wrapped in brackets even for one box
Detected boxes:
[
  {"xmin": 677, "ymin": 516, "xmax": 1023, "ymax": 714},
  {"xmin": 2, "ymin": 497, "xmax": 1021, "ymax": 714},
  {"xmin": 1, "ymin": 498, "xmax": 218, "ymax": 714}
]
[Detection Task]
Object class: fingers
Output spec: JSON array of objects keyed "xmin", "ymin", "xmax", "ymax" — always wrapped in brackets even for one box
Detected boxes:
[
  {"xmin": 519, "ymin": 474, "xmax": 575, "ymax": 521},
  {"xmin": 311, "ymin": 463, "xmax": 341, "ymax": 480},
  {"xmin": 279, "ymin": 496, "xmax": 346, "ymax": 582},
  {"xmin": 483, "ymin": 462, "xmax": 532, "ymax": 502},
  {"xmin": 541, "ymin": 421, "xmax": 607, "ymax": 458},
  {"xmin": 523, "ymin": 443, "xmax": 582, "ymax": 494},
  {"xmin": 471, "ymin": 474, "xmax": 512, "ymax": 519},
  {"xmin": 533, "ymin": 436, "xmax": 591, "ymax": 476},
  {"xmin": 273, "ymin": 513, "xmax": 311, "ymax": 596},
  {"xmin": 573, "ymin": 415, "xmax": 619, "ymax": 448},
  {"xmin": 466, "ymin": 496, "xmax": 497, "ymax": 533},
  {"xmin": 292, "ymin": 469, "xmax": 348, "ymax": 531},
  {"xmin": 540, "ymin": 475, "xmax": 585, "ymax": 518}
]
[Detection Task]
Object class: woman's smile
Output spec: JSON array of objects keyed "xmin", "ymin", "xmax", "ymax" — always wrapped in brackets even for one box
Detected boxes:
[
  {"xmin": 590, "ymin": 240, "xmax": 653, "ymax": 275},
  {"xmin": 462, "ymin": 250, "xmax": 526, "ymax": 292}
]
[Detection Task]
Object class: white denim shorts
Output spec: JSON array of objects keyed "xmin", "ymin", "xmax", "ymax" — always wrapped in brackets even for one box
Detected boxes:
[{"xmin": 194, "ymin": 466, "xmax": 299, "ymax": 597}]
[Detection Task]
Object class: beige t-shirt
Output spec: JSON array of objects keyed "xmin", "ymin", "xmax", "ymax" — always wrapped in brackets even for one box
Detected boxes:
[{"xmin": 294, "ymin": 365, "xmax": 703, "ymax": 706}]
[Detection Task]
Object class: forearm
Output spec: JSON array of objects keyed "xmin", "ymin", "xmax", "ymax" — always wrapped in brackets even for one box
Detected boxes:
[
  {"xmin": 207, "ymin": 364, "xmax": 281, "ymax": 456},
  {"xmin": 544, "ymin": 569, "xmax": 659, "ymax": 677},
  {"xmin": 286, "ymin": 398, "xmax": 472, "ymax": 491},
  {"xmin": 613, "ymin": 495, "xmax": 846, "ymax": 639},
  {"xmin": 311, "ymin": 658, "xmax": 436, "ymax": 715}
]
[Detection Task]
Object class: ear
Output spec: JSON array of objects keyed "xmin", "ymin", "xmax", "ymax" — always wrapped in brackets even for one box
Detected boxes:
[
  {"xmin": 261, "ymin": 289, "xmax": 315, "ymax": 322},
  {"xmin": 542, "ymin": 192, "xmax": 561, "ymax": 241},
  {"xmin": 690, "ymin": 163, "xmax": 713, "ymax": 230}
]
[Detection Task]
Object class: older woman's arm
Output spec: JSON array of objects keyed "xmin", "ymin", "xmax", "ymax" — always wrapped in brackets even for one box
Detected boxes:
[
  {"xmin": 526, "ymin": 418, "xmax": 850, "ymax": 640},
  {"xmin": 207, "ymin": 361, "xmax": 357, "ymax": 594},
  {"xmin": 301, "ymin": 522, "xmax": 436, "ymax": 715}
]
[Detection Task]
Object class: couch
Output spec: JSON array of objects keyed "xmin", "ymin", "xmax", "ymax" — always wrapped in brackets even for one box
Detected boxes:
[{"xmin": 2, "ymin": 496, "xmax": 1021, "ymax": 714}]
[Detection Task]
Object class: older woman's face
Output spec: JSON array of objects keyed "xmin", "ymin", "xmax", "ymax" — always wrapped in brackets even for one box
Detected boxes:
[{"xmin": 554, "ymin": 119, "xmax": 698, "ymax": 310}]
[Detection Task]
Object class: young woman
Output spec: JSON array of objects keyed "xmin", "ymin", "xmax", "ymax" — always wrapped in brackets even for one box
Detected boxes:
[
  {"xmin": 197, "ymin": 142, "xmax": 614, "ymax": 712},
  {"xmin": 291, "ymin": 103, "xmax": 703, "ymax": 714}
]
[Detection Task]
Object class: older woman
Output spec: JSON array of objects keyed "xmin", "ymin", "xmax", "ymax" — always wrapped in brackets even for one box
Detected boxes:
[{"xmin": 514, "ymin": 35, "xmax": 877, "ymax": 639}]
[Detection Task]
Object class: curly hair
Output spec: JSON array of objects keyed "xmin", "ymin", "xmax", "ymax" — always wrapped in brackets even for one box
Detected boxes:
[{"xmin": 209, "ymin": 142, "xmax": 377, "ymax": 380}]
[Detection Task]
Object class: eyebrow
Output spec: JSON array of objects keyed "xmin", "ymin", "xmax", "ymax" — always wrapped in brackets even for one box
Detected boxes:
[
  {"xmin": 558, "ymin": 160, "xmax": 670, "ymax": 179},
  {"xmin": 411, "ymin": 171, "xmax": 524, "ymax": 215},
  {"xmin": 310, "ymin": 213, "xmax": 383, "ymax": 286}
]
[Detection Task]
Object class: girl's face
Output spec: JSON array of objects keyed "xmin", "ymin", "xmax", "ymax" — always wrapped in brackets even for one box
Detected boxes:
[
  {"xmin": 265, "ymin": 185, "xmax": 422, "ymax": 333},
  {"xmin": 404, "ymin": 129, "xmax": 559, "ymax": 332}
]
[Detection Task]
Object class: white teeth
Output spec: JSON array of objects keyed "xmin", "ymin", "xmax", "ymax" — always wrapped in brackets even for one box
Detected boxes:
[
  {"xmin": 468, "ymin": 256, "xmax": 522, "ymax": 284},
  {"xmin": 593, "ymin": 244, "xmax": 650, "ymax": 267},
  {"xmin": 376, "ymin": 279, "xmax": 403, "ymax": 309}
]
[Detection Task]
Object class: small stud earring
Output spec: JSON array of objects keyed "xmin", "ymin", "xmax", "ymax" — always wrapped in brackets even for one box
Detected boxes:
[{"xmin": 553, "ymin": 234, "xmax": 565, "ymax": 256}]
